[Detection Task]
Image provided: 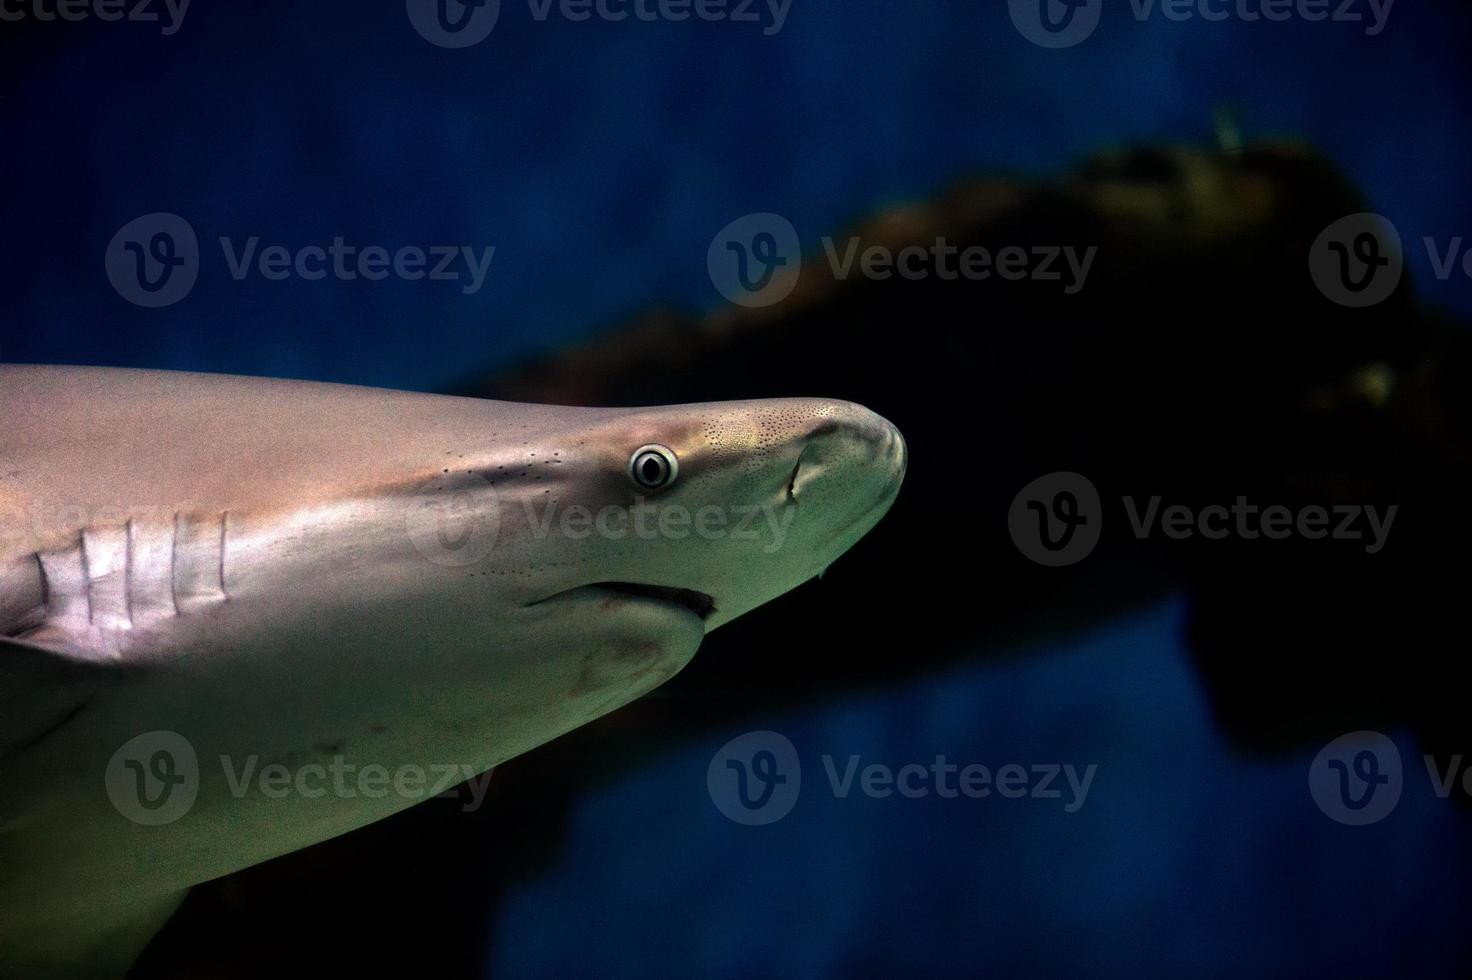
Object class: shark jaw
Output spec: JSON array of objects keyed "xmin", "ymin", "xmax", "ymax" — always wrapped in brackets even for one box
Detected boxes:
[{"xmin": 537, "ymin": 582, "xmax": 720, "ymax": 621}]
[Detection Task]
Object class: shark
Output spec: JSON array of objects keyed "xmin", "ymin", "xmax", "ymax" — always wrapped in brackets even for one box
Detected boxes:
[{"xmin": 0, "ymin": 365, "xmax": 906, "ymax": 978}]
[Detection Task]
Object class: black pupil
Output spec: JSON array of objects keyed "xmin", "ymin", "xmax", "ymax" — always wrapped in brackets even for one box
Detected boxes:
[{"xmin": 639, "ymin": 455, "xmax": 664, "ymax": 484}]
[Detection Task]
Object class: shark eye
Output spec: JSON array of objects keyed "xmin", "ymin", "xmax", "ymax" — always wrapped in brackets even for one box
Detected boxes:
[{"xmin": 629, "ymin": 444, "xmax": 678, "ymax": 490}]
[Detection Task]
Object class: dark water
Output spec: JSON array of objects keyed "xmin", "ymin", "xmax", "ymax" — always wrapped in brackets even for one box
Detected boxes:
[
  {"xmin": 2, "ymin": 1, "xmax": 1470, "ymax": 389},
  {"xmin": 490, "ymin": 599, "xmax": 1472, "ymax": 978}
]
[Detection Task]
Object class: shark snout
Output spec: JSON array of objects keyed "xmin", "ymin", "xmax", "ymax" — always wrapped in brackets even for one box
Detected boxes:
[
  {"xmin": 509, "ymin": 396, "xmax": 904, "ymax": 633},
  {"xmin": 787, "ymin": 401, "xmax": 906, "ymax": 529}
]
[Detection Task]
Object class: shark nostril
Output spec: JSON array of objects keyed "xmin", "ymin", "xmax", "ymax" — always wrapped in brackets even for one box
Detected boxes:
[{"xmin": 786, "ymin": 459, "xmax": 801, "ymax": 502}]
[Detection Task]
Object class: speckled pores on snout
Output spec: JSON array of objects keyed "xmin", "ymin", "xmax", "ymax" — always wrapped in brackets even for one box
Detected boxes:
[{"xmin": 484, "ymin": 398, "xmax": 907, "ymax": 630}]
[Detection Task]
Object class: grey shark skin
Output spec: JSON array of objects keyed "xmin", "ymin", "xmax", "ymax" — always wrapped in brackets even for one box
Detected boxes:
[{"xmin": 0, "ymin": 365, "xmax": 905, "ymax": 977}]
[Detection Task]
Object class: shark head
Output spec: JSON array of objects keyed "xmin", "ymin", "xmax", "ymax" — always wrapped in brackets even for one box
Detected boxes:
[
  {"xmin": 192, "ymin": 393, "xmax": 908, "ymax": 714},
  {"xmin": 473, "ymin": 397, "xmax": 906, "ymax": 633},
  {"xmin": 0, "ymin": 368, "xmax": 906, "ymax": 976}
]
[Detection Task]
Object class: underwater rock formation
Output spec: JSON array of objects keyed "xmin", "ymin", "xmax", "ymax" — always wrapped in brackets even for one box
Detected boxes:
[{"xmin": 472, "ymin": 140, "xmax": 1462, "ymax": 748}]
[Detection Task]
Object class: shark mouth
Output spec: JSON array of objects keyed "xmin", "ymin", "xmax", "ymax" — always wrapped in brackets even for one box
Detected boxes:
[{"xmin": 596, "ymin": 582, "xmax": 717, "ymax": 620}]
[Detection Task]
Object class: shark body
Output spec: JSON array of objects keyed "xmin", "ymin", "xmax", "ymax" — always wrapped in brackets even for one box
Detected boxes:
[{"xmin": 0, "ymin": 365, "xmax": 905, "ymax": 977}]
